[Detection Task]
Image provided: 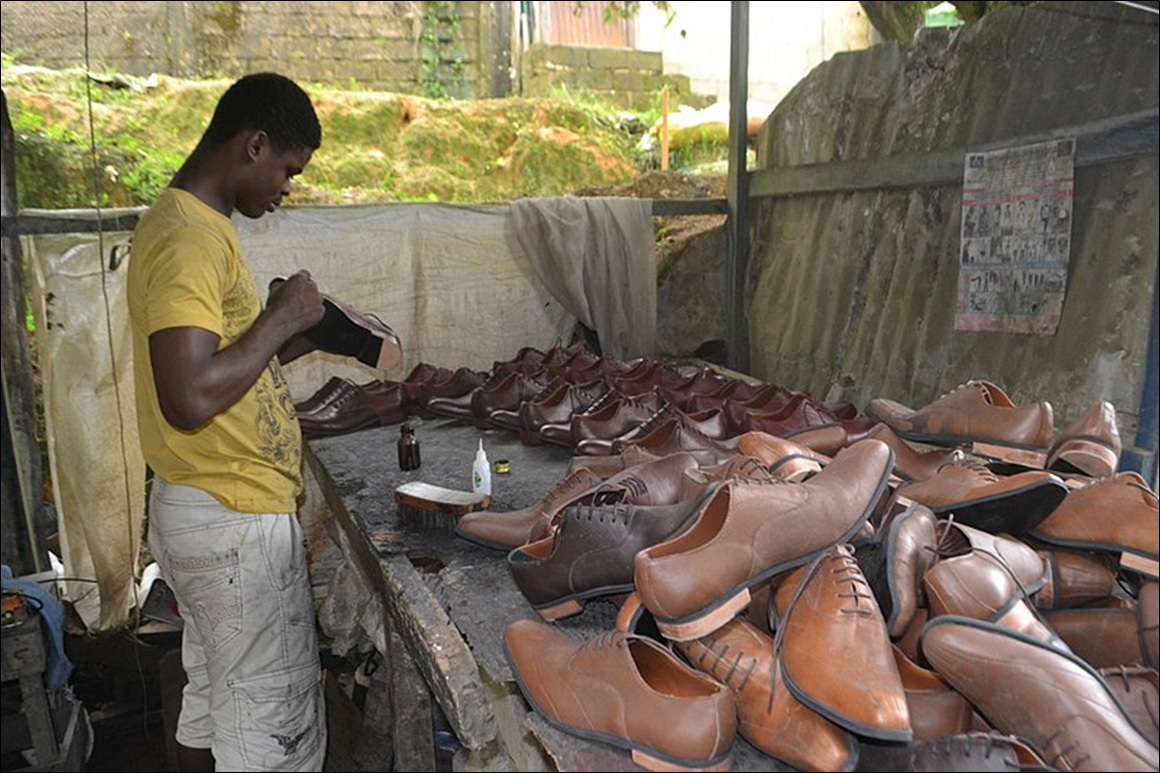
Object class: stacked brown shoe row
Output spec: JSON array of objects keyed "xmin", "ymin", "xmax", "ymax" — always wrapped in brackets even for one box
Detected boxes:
[
  {"xmin": 495, "ymin": 415, "xmax": 1158, "ymax": 771},
  {"xmin": 294, "ymin": 361, "xmax": 492, "ymax": 438},
  {"xmin": 867, "ymin": 379, "xmax": 1123, "ymax": 479}
]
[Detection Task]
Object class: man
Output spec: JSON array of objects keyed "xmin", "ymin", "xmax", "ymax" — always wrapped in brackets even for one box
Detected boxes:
[{"xmin": 128, "ymin": 72, "xmax": 327, "ymax": 772}]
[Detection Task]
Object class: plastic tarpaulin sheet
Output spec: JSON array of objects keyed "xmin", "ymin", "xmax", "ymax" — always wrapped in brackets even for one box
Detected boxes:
[
  {"xmin": 27, "ymin": 231, "xmax": 143, "ymax": 632},
  {"xmin": 23, "ymin": 199, "xmax": 654, "ymax": 631}
]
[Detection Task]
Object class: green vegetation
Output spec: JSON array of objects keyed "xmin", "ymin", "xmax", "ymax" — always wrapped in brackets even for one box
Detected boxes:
[{"xmin": 2, "ymin": 55, "xmax": 731, "ymax": 209}]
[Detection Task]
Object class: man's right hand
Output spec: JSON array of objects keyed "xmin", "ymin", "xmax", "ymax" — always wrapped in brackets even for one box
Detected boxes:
[{"xmin": 267, "ymin": 270, "xmax": 325, "ymax": 335}]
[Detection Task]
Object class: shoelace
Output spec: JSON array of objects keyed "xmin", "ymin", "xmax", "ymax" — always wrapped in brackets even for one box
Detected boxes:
[
  {"xmin": 564, "ymin": 501, "xmax": 633, "ymax": 527},
  {"xmin": 1041, "ymin": 726, "xmax": 1091, "ymax": 770},
  {"xmin": 831, "ymin": 552, "xmax": 877, "ymax": 616},
  {"xmin": 682, "ymin": 635, "xmax": 759, "ymax": 696},
  {"xmin": 540, "ymin": 469, "xmax": 602, "ymax": 512}
]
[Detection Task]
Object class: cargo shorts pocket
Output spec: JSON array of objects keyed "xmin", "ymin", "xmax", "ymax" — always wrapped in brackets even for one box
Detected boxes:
[
  {"xmin": 167, "ymin": 547, "xmax": 242, "ymax": 655},
  {"xmin": 231, "ymin": 661, "xmax": 324, "ymax": 770}
]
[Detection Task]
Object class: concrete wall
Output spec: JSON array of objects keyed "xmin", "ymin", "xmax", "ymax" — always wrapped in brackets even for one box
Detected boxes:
[
  {"xmin": 741, "ymin": 1, "xmax": 1157, "ymax": 469},
  {"xmin": 0, "ymin": 1, "xmax": 493, "ymax": 98},
  {"xmin": 518, "ymin": 44, "xmax": 690, "ymax": 110},
  {"xmin": 637, "ymin": 0, "xmax": 877, "ymax": 107}
]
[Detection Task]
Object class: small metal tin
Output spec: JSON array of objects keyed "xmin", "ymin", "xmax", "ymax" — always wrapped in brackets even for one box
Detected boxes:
[{"xmin": 494, "ymin": 459, "xmax": 511, "ymax": 474}]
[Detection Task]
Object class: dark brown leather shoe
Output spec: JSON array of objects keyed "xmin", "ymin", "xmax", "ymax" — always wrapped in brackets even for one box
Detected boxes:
[
  {"xmin": 634, "ymin": 438, "xmax": 893, "ymax": 641},
  {"xmin": 479, "ymin": 372, "xmax": 558, "ymax": 431},
  {"xmin": 773, "ymin": 545, "xmax": 912, "ymax": 742},
  {"xmin": 1047, "ymin": 399, "xmax": 1121, "ymax": 479},
  {"xmin": 922, "ymin": 615, "xmax": 1159, "ymax": 771},
  {"xmin": 536, "ymin": 387, "xmax": 625, "ymax": 447},
  {"xmin": 606, "ymin": 416, "xmax": 739, "ymax": 466},
  {"xmin": 301, "ymin": 291, "xmax": 402, "ymax": 373},
  {"xmin": 510, "ymin": 378, "xmax": 609, "ymax": 445},
  {"xmin": 569, "ymin": 393, "xmax": 662, "ymax": 451},
  {"xmin": 408, "ymin": 366, "xmax": 487, "ymax": 418},
  {"xmin": 298, "ymin": 380, "xmax": 405, "ymax": 438},
  {"xmin": 294, "ymin": 376, "xmax": 357, "ymax": 414},
  {"xmin": 504, "ymin": 620, "xmax": 737, "ymax": 772},
  {"xmin": 684, "ymin": 378, "xmax": 771, "ymax": 414},
  {"xmin": 508, "ymin": 478, "xmax": 713, "ymax": 620},
  {"xmin": 656, "ymin": 367, "xmax": 733, "ymax": 412},
  {"xmin": 676, "ymin": 615, "xmax": 859, "ymax": 771},
  {"xmin": 399, "ymin": 362, "xmax": 452, "ymax": 412}
]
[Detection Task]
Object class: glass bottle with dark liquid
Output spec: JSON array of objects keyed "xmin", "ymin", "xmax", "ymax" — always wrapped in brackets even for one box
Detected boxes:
[{"xmin": 397, "ymin": 423, "xmax": 421, "ymax": 470}]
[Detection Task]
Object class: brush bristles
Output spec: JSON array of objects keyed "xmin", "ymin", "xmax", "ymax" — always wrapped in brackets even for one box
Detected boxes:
[{"xmin": 395, "ymin": 482, "xmax": 488, "ymax": 530}]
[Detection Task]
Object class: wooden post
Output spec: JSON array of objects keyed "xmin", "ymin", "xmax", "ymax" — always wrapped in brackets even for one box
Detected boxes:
[
  {"xmin": 660, "ymin": 86, "xmax": 670, "ymax": 171},
  {"xmin": 1, "ymin": 88, "xmax": 48, "ymax": 575}
]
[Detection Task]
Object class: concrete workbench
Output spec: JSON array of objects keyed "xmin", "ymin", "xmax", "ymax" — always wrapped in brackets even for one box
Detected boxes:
[{"xmin": 303, "ymin": 417, "xmax": 888, "ymax": 772}]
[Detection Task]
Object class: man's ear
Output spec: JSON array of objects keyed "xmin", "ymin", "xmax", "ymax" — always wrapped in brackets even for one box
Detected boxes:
[{"xmin": 244, "ymin": 130, "xmax": 271, "ymax": 162}]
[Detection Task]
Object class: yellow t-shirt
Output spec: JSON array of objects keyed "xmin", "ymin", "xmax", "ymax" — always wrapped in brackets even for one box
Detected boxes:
[{"xmin": 128, "ymin": 188, "xmax": 303, "ymax": 513}]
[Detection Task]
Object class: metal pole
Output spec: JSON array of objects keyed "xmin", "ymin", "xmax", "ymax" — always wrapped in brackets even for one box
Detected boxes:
[{"xmin": 725, "ymin": 0, "xmax": 750, "ymax": 373}]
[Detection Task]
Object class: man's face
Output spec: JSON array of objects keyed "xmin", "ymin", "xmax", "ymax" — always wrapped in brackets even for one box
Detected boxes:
[{"xmin": 237, "ymin": 134, "xmax": 314, "ymax": 219}]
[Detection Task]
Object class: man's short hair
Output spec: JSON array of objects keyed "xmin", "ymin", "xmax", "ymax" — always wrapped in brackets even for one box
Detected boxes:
[{"xmin": 203, "ymin": 72, "xmax": 322, "ymax": 152}]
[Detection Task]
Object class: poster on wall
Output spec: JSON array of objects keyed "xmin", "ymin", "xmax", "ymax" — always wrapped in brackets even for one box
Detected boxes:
[{"xmin": 954, "ymin": 138, "xmax": 1075, "ymax": 335}]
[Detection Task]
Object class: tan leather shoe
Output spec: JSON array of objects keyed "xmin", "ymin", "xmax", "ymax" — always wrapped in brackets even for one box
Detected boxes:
[
  {"xmin": 857, "ymin": 731, "xmax": 1050, "ymax": 772},
  {"xmin": 734, "ymin": 431, "xmax": 827, "ymax": 481},
  {"xmin": 865, "ymin": 423, "xmax": 963, "ymax": 482},
  {"xmin": 867, "ymin": 380, "xmax": 1054, "ymax": 457},
  {"xmin": 503, "ymin": 620, "xmax": 737, "ymax": 772},
  {"xmin": 1047, "ymin": 399, "xmax": 1121, "ymax": 479},
  {"xmin": 677, "ymin": 615, "xmax": 859, "ymax": 772},
  {"xmin": 772, "ymin": 545, "xmax": 912, "ymax": 742},
  {"xmin": 1033, "ymin": 546, "xmax": 1119, "ymax": 609},
  {"xmin": 1041, "ymin": 606, "xmax": 1144, "ymax": 669},
  {"xmin": 1100, "ymin": 665, "xmax": 1160, "ymax": 746},
  {"xmin": 891, "ymin": 645, "xmax": 974, "ymax": 741},
  {"xmin": 454, "ymin": 465, "xmax": 604, "ymax": 551},
  {"xmin": 921, "ymin": 615, "xmax": 1159, "ymax": 771},
  {"xmin": 923, "ymin": 520, "xmax": 1059, "ymax": 647},
  {"xmin": 878, "ymin": 499, "xmax": 938, "ymax": 638},
  {"xmin": 894, "ymin": 458, "xmax": 1067, "ymax": 536},
  {"xmin": 1030, "ymin": 472, "xmax": 1159, "ymax": 578},
  {"xmin": 634, "ymin": 438, "xmax": 893, "ymax": 641},
  {"xmin": 1140, "ymin": 579, "xmax": 1158, "ymax": 669}
]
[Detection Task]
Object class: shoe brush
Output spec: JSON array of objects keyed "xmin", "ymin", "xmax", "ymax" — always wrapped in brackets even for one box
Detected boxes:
[{"xmin": 395, "ymin": 481, "xmax": 489, "ymax": 530}]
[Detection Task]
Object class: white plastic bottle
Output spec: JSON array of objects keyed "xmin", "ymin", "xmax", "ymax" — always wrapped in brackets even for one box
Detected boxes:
[{"xmin": 472, "ymin": 438, "xmax": 492, "ymax": 502}]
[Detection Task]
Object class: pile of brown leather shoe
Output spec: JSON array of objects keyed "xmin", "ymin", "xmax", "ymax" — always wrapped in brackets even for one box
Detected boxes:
[{"xmin": 491, "ymin": 391, "xmax": 1159, "ymax": 772}]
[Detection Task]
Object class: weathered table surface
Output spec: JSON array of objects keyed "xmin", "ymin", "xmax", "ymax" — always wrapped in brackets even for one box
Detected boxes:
[{"xmin": 306, "ymin": 417, "xmax": 897, "ymax": 772}]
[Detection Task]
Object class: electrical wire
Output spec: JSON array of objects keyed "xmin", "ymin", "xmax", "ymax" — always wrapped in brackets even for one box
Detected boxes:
[{"xmin": 80, "ymin": 0, "xmax": 153, "ymax": 743}]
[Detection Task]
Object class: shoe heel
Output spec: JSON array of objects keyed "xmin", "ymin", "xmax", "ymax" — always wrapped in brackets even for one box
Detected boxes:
[
  {"xmin": 655, "ymin": 587, "xmax": 751, "ymax": 642},
  {"xmin": 536, "ymin": 598, "xmax": 584, "ymax": 621},
  {"xmin": 970, "ymin": 441, "xmax": 1047, "ymax": 468},
  {"xmin": 630, "ymin": 748, "xmax": 733, "ymax": 773}
]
